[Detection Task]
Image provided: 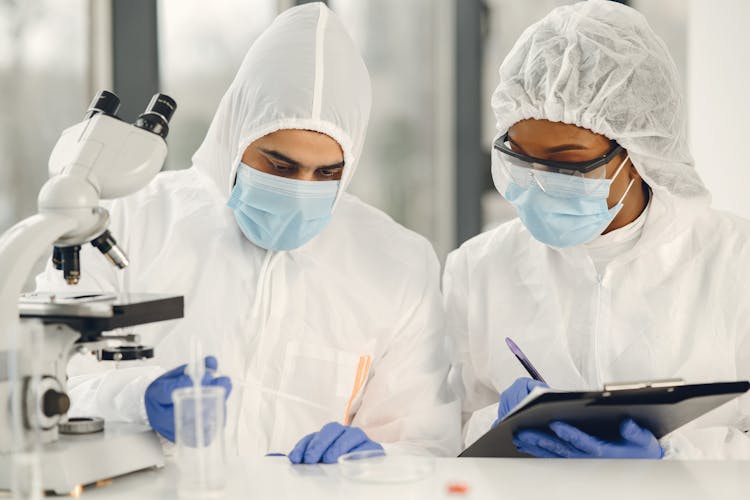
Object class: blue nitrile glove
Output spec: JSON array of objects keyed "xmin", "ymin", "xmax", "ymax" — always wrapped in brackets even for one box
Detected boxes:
[
  {"xmin": 513, "ymin": 418, "xmax": 664, "ymax": 459},
  {"xmin": 493, "ymin": 377, "xmax": 549, "ymax": 427},
  {"xmin": 288, "ymin": 422, "xmax": 384, "ymax": 464},
  {"xmin": 144, "ymin": 356, "xmax": 232, "ymax": 442}
]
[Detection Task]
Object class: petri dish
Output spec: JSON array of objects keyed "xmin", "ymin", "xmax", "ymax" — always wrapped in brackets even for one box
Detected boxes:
[{"xmin": 337, "ymin": 450, "xmax": 435, "ymax": 483}]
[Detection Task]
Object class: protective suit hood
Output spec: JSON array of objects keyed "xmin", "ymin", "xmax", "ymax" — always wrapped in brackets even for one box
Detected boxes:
[
  {"xmin": 491, "ymin": 0, "xmax": 709, "ymax": 202},
  {"xmin": 191, "ymin": 2, "xmax": 371, "ymax": 205}
]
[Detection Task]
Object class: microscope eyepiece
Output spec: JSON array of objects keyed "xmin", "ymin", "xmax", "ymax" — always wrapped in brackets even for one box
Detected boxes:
[
  {"xmin": 147, "ymin": 93, "xmax": 176, "ymax": 122},
  {"xmin": 85, "ymin": 90, "xmax": 121, "ymax": 119},
  {"xmin": 134, "ymin": 93, "xmax": 177, "ymax": 139}
]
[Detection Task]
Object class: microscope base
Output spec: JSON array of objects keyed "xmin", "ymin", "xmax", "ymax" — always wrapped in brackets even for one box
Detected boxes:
[{"xmin": 0, "ymin": 422, "xmax": 164, "ymax": 495}]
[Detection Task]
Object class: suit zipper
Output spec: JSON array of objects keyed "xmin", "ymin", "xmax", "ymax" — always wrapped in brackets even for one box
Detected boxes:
[{"xmin": 592, "ymin": 272, "xmax": 605, "ymax": 388}]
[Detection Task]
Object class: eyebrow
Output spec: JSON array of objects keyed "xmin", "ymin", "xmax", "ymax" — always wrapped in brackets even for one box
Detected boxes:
[
  {"xmin": 508, "ymin": 137, "xmax": 589, "ymax": 154},
  {"xmin": 259, "ymin": 148, "xmax": 345, "ymax": 170},
  {"xmin": 544, "ymin": 144, "xmax": 590, "ymax": 153}
]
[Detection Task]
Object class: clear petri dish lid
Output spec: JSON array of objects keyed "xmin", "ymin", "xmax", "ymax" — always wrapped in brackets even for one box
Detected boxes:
[{"xmin": 337, "ymin": 450, "xmax": 435, "ymax": 484}]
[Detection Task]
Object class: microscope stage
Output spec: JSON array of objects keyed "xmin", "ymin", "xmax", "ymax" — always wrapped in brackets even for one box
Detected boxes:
[{"xmin": 19, "ymin": 292, "xmax": 184, "ymax": 340}]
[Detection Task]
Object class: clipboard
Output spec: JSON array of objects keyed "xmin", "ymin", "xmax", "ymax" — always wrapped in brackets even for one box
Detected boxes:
[{"xmin": 459, "ymin": 380, "xmax": 750, "ymax": 458}]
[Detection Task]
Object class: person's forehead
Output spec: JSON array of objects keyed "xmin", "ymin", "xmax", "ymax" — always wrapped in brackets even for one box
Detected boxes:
[
  {"xmin": 509, "ymin": 119, "xmax": 608, "ymax": 146},
  {"xmin": 259, "ymin": 129, "xmax": 341, "ymax": 151},
  {"xmin": 254, "ymin": 129, "xmax": 344, "ymax": 165}
]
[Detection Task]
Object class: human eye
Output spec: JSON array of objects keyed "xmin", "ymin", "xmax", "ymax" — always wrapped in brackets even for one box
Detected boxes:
[
  {"xmin": 317, "ymin": 168, "xmax": 342, "ymax": 180},
  {"xmin": 271, "ymin": 163, "xmax": 295, "ymax": 174}
]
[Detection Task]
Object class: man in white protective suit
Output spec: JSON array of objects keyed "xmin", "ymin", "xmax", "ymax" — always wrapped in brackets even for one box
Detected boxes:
[
  {"xmin": 444, "ymin": 0, "xmax": 750, "ymax": 459},
  {"xmin": 37, "ymin": 3, "xmax": 460, "ymax": 463}
]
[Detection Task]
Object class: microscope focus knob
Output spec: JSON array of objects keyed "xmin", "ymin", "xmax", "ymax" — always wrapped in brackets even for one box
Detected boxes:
[{"xmin": 42, "ymin": 389, "xmax": 70, "ymax": 418}]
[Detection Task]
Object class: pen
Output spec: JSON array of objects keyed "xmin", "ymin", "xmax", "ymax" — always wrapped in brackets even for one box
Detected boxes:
[{"xmin": 505, "ymin": 337, "xmax": 547, "ymax": 384}]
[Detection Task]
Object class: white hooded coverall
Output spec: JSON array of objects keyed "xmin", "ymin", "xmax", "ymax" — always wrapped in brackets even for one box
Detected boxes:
[
  {"xmin": 37, "ymin": 3, "xmax": 460, "ymax": 457},
  {"xmin": 444, "ymin": 0, "xmax": 750, "ymax": 459}
]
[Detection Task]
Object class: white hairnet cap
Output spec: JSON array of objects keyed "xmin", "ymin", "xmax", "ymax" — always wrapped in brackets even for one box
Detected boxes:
[
  {"xmin": 491, "ymin": 0, "xmax": 709, "ymax": 200},
  {"xmin": 191, "ymin": 2, "xmax": 371, "ymax": 205}
]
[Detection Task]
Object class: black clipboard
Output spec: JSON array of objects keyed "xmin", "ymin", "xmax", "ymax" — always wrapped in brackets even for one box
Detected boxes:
[{"xmin": 459, "ymin": 381, "xmax": 750, "ymax": 458}]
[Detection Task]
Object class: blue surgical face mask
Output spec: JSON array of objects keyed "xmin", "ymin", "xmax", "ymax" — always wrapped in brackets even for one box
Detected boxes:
[
  {"xmin": 504, "ymin": 156, "xmax": 634, "ymax": 248},
  {"xmin": 227, "ymin": 163, "xmax": 340, "ymax": 251}
]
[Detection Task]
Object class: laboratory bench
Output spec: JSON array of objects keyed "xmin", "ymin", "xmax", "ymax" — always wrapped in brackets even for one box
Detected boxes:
[{"xmin": 73, "ymin": 456, "xmax": 749, "ymax": 499}]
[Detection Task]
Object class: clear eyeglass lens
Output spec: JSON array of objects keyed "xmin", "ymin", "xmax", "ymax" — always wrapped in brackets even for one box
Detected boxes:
[
  {"xmin": 498, "ymin": 152, "xmax": 612, "ymax": 196},
  {"xmin": 582, "ymin": 164, "xmax": 607, "ymax": 179}
]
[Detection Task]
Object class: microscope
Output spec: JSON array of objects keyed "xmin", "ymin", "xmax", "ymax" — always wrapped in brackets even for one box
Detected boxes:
[{"xmin": 0, "ymin": 90, "xmax": 184, "ymax": 494}]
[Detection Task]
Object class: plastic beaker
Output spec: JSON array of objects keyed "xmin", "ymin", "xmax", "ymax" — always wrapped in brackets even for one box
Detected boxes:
[{"xmin": 173, "ymin": 385, "xmax": 226, "ymax": 498}]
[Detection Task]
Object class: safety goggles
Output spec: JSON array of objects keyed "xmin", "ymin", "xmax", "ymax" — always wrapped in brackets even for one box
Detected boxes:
[{"xmin": 493, "ymin": 132, "xmax": 623, "ymax": 179}]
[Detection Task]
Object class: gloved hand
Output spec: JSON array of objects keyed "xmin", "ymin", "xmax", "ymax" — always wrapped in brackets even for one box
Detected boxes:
[
  {"xmin": 288, "ymin": 422, "xmax": 383, "ymax": 464},
  {"xmin": 144, "ymin": 356, "xmax": 232, "ymax": 442},
  {"xmin": 494, "ymin": 377, "xmax": 549, "ymax": 427},
  {"xmin": 513, "ymin": 418, "xmax": 663, "ymax": 459}
]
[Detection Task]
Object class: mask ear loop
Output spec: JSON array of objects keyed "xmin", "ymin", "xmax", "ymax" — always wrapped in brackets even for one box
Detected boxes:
[
  {"xmin": 612, "ymin": 155, "xmax": 635, "ymax": 206},
  {"xmin": 610, "ymin": 154, "xmax": 630, "ymax": 182}
]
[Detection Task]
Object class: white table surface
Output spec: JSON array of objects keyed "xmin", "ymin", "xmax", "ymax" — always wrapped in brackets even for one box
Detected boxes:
[{"xmin": 75, "ymin": 456, "xmax": 749, "ymax": 500}]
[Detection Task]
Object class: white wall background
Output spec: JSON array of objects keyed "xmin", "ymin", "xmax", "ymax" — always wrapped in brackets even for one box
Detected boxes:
[{"xmin": 688, "ymin": 0, "xmax": 750, "ymax": 220}]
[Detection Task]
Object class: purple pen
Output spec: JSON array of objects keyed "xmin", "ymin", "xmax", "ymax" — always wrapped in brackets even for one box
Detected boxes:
[{"xmin": 505, "ymin": 337, "xmax": 547, "ymax": 384}]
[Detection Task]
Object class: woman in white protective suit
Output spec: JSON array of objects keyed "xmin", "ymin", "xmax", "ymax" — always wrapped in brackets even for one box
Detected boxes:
[
  {"xmin": 36, "ymin": 3, "xmax": 460, "ymax": 462},
  {"xmin": 444, "ymin": 0, "xmax": 750, "ymax": 459}
]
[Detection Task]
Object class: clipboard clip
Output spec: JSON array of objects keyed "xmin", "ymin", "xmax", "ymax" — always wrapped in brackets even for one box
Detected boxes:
[{"xmin": 603, "ymin": 378, "xmax": 685, "ymax": 392}]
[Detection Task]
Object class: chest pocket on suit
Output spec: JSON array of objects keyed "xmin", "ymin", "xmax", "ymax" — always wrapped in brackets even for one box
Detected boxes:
[{"xmin": 269, "ymin": 341, "xmax": 370, "ymax": 452}]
